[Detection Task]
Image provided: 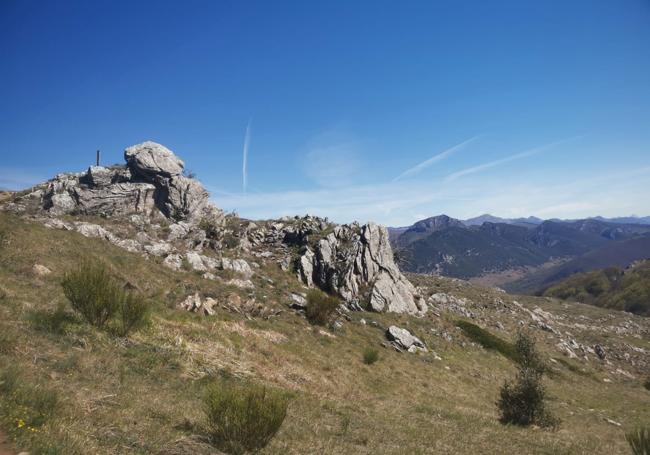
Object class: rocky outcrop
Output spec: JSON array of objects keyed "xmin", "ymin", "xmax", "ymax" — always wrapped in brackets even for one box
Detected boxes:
[
  {"xmin": 295, "ymin": 220, "xmax": 425, "ymax": 315},
  {"xmin": 18, "ymin": 141, "xmax": 219, "ymax": 223}
]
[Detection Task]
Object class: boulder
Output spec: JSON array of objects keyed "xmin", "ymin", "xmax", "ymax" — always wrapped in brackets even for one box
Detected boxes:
[
  {"xmin": 386, "ymin": 326, "xmax": 427, "ymax": 353},
  {"xmin": 124, "ymin": 141, "xmax": 184, "ymax": 179}
]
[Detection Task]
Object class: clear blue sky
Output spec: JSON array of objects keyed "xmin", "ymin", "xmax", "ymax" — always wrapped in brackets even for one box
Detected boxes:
[{"xmin": 1, "ymin": 0, "xmax": 649, "ymax": 225}]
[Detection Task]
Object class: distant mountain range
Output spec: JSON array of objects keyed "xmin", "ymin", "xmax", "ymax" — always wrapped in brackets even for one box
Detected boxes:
[
  {"xmin": 462, "ymin": 213, "xmax": 650, "ymax": 227},
  {"xmin": 389, "ymin": 214, "xmax": 650, "ymax": 293}
]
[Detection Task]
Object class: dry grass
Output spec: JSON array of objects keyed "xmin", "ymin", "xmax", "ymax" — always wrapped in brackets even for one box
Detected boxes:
[{"xmin": 0, "ymin": 212, "xmax": 648, "ymax": 454}]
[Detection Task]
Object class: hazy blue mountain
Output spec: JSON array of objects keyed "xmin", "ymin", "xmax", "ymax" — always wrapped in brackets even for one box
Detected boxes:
[
  {"xmin": 463, "ymin": 214, "xmax": 543, "ymax": 227},
  {"xmin": 391, "ymin": 215, "xmax": 650, "ymax": 280}
]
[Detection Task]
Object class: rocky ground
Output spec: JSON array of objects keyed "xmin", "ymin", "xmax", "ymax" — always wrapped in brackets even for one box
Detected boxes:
[{"xmin": 0, "ymin": 142, "xmax": 648, "ymax": 454}]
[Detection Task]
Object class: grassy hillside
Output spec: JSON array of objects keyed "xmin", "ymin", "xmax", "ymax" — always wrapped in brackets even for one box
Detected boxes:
[
  {"xmin": 542, "ymin": 261, "xmax": 650, "ymax": 316},
  {"xmin": 1, "ymin": 213, "xmax": 649, "ymax": 454}
]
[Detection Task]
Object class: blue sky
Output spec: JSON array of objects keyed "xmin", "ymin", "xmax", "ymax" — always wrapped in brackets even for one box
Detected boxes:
[{"xmin": 1, "ymin": 0, "xmax": 649, "ymax": 225}]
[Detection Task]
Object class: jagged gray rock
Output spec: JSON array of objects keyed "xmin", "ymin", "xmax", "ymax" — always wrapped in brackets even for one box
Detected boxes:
[
  {"xmin": 295, "ymin": 219, "xmax": 425, "ymax": 315},
  {"xmin": 159, "ymin": 175, "xmax": 210, "ymax": 220}
]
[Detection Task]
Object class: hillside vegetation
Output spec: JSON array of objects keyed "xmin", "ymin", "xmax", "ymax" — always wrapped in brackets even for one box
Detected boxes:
[
  {"xmin": 1, "ymin": 212, "xmax": 649, "ymax": 454},
  {"xmin": 542, "ymin": 261, "xmax": 650, "ymax": 316}
]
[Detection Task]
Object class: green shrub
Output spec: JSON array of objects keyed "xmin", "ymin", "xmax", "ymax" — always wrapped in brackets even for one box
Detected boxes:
[
  {"xmin": 204, "ymin": 381, "xmax": 289, "ymax": 454},
  {"xmin": 117, "ymin": 291, "xmax": 150, "ymax": 337},
  {"xmin": 627, "ymin": 427, "xmax": 650, "ymax": 455},
  {"xmin": 497, "ymin": 332, "xmax": 558, "ymax": 428},
  {"xmin": 456, "ymin": 320, "xmax": 519, "ymax": 363},
  {"xmin": 62, "ymin": 262, "xmax": 149, "ymax": 336},
  {"xmin": 305, "ymin": 289, "xmax": 340, "ymax": 326},
  {"xmin": 363, "ymin": 347, "xmax": 379, "ymax": 365},
  {"xmin": 62, "ymin": 262, "xmax": 121, "ymax": 328}
]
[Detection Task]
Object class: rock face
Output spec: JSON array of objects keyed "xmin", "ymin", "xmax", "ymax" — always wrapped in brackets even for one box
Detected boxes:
[
  {"xmin": 28, "ymin": 141, "xmax": 219, "ymax": 222},
  {"xmin": 296, "ymin": 220, "xmax": 426, "ymax": 315}
]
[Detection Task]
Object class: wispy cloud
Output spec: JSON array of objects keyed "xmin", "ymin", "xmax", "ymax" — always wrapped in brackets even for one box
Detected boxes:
[
  {"xmin": 210, "ymin": 163, "xmax": 649, "ymax": 226},
  {"xmin": 392, "ymin": 136, "xmax": 479, "ymax": 182},
  {"xmin": 242, "ymin": 119, "xmax": 251, "ymax": 194},
  {"xmin": 444, "ymin": 136, "xmax": 582, "ymax": 182}
]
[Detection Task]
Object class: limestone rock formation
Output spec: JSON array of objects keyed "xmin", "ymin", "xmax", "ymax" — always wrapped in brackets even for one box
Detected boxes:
[
  {"xmin": 294, "ymin": 219, "xmax": 426, "ymax": 315},
  {"xmin": 15, "ymin": 141, "xmax": 220, "ymax": 223}
]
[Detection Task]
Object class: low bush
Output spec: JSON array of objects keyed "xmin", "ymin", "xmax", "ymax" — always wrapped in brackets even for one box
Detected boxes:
[
  {"xmin": 305, "ymin": 289, "xmax": 340, "ymax": 326},
  {"xmin": 62, "ymin": 261, "xmax": 149, "ymax": 336},
  {"xmin": 62, "ymin": 262, "xmax": 121, "ymax": 328},
  {"xmin": 456, "ymin": 320, "xmax": 519, "ymax": 363},
  {"xmin": 497, "ymin": 332, "xmax": 558, "ymax": 428},
  {"xmin": 204, "ymin": 380, "xmax": 289, "ymax": 454},
  {"xmin": 626, "ymin": 427, "xmax": 650, "ymax": 455},
  {"xmin": 363, "ymin": 347, "xmax": 379, "ymax": 365},
  {"xmin": 117, "ymin": 291, "xmax": 150, "ymax": 337}
]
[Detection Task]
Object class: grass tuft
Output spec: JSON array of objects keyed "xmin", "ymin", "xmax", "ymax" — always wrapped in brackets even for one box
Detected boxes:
[
  {"xmin": 362, "ymin": 347, "xmax": 379, "ymax": 365},
  {"xmin": 626, "ymin": 427, "xmax": 650, "ymax": 455}
]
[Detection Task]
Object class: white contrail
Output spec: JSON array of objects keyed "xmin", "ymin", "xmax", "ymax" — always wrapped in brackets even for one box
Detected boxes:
[
  {"xmin": 242, "ymin": 119, "xmax": 251, "ymax": 194},
  {"xmin": 444, "ymin": 136, "xmax": 583, "ymax": 182},
  {"xmin": 392, "ymin": 136, "xmax": 479, "ymax": 182}
]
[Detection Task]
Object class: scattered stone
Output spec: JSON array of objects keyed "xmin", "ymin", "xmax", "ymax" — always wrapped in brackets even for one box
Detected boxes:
[
  {"xmin": 289, "ymin": 293, "xmax": 307, "ymax": 310},
  {"xmin": 227, "ymin": 278, "xmax": 254, "ymax": 289},
  {"xmin": 144, "ymin": 242, "xmax": 173, "ymax": 257},
  {"xmin": 32, "ymin": 264, "xmax": 51, "ymax": 276},
  {"xmin": 177, "ymin": 293, "xmax": 216, "ymax": 316},
  {"xmin": 604, "ymin": 417, "xmax": 622, "ymax": 427},
  {"xmin": 163, "ymin": 254, "xmax": 183, "ymax": 271}
]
